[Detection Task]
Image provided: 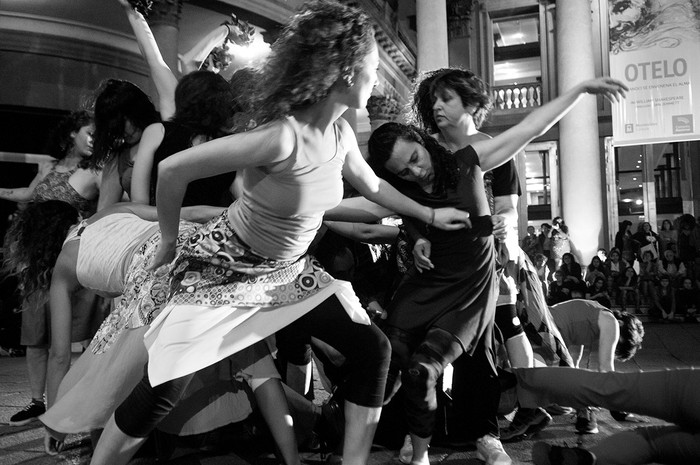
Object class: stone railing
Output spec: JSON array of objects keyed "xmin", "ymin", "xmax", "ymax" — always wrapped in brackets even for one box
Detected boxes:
[{"xmin": 492, "ymin": 82, "xmax": 542, "ymax": 111}]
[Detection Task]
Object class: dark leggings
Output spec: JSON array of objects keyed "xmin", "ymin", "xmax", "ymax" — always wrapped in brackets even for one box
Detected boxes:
[
  {"xmin": 494, "ymin": 304, "xmax": 524, "ymax": 343},
  {"xmin": 115, "ymin": 295, "xmax": 391, "ymax": 437},
  {"xmin": 384, "ymin": 326, "xmax": 464, "ymax": 439}
]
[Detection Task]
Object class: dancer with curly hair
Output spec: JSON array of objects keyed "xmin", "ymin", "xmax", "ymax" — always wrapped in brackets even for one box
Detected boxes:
[
  {"xmin": 366, "ymin": 75, "xmax": 627, "ymax": 465},
  {"xmin": 1, "ymin": 110, "xmax": 102, "ymax": 427},
  {"xmin": 89, "ymin": 2, "xmax": 471, "ymax": 465}
]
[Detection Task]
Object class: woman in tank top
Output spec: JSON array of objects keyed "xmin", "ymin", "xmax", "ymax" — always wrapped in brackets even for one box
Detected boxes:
[{"xmin": 90, "ymin": 3, "xmax": 471, "ymax": 465}]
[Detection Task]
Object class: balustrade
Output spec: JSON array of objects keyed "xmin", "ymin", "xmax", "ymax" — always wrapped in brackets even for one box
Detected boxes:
[{"xmin": 492, "ymin": 83, "xmax": 542, "ymax": 111}]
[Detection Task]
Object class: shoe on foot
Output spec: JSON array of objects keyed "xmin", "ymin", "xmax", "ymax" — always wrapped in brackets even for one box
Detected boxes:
[
  {"xmin": 500, "ymin": 407, "xmax": 553, "ymax": 441},
  {"xmin": 399, "ymin": 434, "xmax": 412, "ymax": 464},
  {"xmin": 476, "ymin": 435, "xmax": 512, "ymax": 465},
  {"xmin": 575, "ymin": 407, "xmax": 599, "ymax": 434},
  {"xmin": 9, "ymin": 399, "xmax": 45, "ymax": 426},
  {"xmin": 545, "ymin": 404, "xmax": 575, "ymax": 416},
  {"xmin": 531, "ymin": 442, "xmax": 596, "ymax": 465}
]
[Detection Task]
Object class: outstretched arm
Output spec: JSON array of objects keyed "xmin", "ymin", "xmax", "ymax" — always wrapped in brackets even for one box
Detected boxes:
[
  {"xmin": 323, "ymin": 221, "xmax": 399, "ymax": 244},
  {"xmin": 0, "ymin": 162, "xmax": 53, "ymax": 202},
  {"xmin": 324, "ymin": 196, "xmax": 394, "ymax": 222},
  {"xmin": 473, "ymin": 77, "xmax": 628, "ymax": 172},
  {"xmin": 118, "ymin": 0, "xmax": 178, "ymax": 120}
]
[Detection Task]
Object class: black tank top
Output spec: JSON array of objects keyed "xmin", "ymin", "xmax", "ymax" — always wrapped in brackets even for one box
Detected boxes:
[{"xmin": 150, "ymin": 121, "xmax": 235, "ymax": 207}]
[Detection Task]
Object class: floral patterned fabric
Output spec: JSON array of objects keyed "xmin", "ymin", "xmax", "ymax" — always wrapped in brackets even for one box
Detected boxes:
[
  {"xmin": 33, "ymin": 168, "xmax": 95, "ymax": 218},
  {"xmin": 168, "ymin": 212, "xmax": 334, "ymax": 308},
  {"xmin": 91, "ymin": 221, "xmax": 199, "ymax": 354}
]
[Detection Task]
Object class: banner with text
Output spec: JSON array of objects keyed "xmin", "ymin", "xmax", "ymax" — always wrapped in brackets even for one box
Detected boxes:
[{"xmin": 609, "ymin": 0, "xmax": 700, "ymax": 146}]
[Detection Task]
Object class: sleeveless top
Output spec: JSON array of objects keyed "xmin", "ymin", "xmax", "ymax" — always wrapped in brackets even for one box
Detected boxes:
[
  {"xmin": 228, "ymin": 117, "xmax": 346, "ymax": 261},
  {"xmin": 549, "ymin": 299, "xmax": 603, "ymax": 347},
  {"xmin": 33, "ymin": 168, "xmax": 96, "ymax": 218},
  {"xmin": 150, "ymin": 122, "xmax": 235, "ymax": 207},
  {"xmin": 74, "ymin": 213, "xmax": 159, "ymax": 293}
]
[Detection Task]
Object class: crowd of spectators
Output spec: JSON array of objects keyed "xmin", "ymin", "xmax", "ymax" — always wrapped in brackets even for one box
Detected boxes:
[{"xmin": 522, "ymin": 216, "xmax": 700, "ymax": 322}]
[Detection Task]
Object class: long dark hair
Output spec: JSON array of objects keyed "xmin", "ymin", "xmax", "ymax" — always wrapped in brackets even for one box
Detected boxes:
[
  {"xmin": 46, "ymin": 110, "xmax": 93, "ymax": 163},
  {"xmin": 367, "ymin": 122, "xmax": 460, "ymax": 198},
  {"xmin": 91, "ymin": 79, "xmax": 159, "ymax": 168},
  {"xmin": 253, "ymin": 0, "xmax": 375, "ymax": 124},
  {"xmin": 172, "ymin": 71, "xmax": 236, "ymax": 139},
  {"xmin": 2, "ymin": 201, "xmax": 79, "ymax": 313}
]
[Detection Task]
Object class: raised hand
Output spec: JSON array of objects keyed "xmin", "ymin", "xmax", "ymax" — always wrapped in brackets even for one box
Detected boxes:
[{"xmin": 581, "ymin": 77, "xmax": 629, "ymax": 103}]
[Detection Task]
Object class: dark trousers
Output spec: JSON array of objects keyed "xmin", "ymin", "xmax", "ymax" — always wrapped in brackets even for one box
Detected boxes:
[{"xmin": 115, "ymin": 296, "xmax": 391, "ymax": 437}]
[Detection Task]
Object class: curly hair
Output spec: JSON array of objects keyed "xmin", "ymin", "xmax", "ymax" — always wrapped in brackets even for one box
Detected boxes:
[
  {"xmin": 171, "ymin": 71, "xmax": 236, "ymax": 139},
  {"xmin": 90, "ymin": 79, "xmax": 159, "ymax": 168},
  {"xmin": 46, "ymin": 110, "xmax": 93, "ymax": 160},
  {"xmin": 367, "ymin": 122, "xmax": 460, "ymax": 199},
  {"xmin": 253, "ymin": 0, "xmax": 375, "ymax": 124},
  {"xmin": 411, "ymin": 68, "xmax": 493, "ymax": 134},
  {"xmin": 2, "ymin": 201, "xmax": 79, "ymax": 313},
  {"xmin": 611, "ymin": 309, "xmax": 645, "ymax": 361}
]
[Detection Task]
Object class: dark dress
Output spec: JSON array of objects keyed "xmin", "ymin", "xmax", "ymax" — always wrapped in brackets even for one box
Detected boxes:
[
  {"xmin": 149, "ymin": 122, "xmax": 236, "ymax": 207},
  {"xmin": 388, "ymin": 146, "xmax": 496, "ymax": 360}
]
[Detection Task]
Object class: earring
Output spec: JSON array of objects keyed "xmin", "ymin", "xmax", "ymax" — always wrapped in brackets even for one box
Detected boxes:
[{"xmin": 343, "ymin": 74, "xmax": 354, "ymax": 87}]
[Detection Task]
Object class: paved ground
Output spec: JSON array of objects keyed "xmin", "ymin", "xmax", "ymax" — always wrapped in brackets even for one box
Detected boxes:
[{"xmin": 1, "ymin": 321, "xmax": 700, "ymax": 465}]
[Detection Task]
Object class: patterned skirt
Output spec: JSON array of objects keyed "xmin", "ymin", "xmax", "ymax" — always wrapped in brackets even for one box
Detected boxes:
[{"xmin": 145, "ymin": 211, "xmax": 368, "ymax": 386}]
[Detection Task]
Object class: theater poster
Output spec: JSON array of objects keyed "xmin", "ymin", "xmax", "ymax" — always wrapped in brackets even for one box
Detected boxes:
[{"xmin": 609, "ymin": 0, "xmax": 700, "ymax": 146}]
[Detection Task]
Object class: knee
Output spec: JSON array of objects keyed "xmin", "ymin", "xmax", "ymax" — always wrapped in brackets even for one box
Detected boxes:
[{"xmin": 403, "ymin": 360, "xmax": 439, "ymax": 395}]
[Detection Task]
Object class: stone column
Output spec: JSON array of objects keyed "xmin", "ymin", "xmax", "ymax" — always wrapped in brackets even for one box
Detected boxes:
[
  {"xmin": 148, "ymin": 0, "xmax": 182, "ymax": 77},
  {"xmin": 556, "ymin": 0, "xmax": 603, "ymax": 264},
  {"xmin": 416, "ymin": 0, "xmax": 449, "ymax": 72}
]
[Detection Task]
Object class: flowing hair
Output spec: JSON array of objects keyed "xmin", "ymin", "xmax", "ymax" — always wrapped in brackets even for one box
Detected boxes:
[
  {"xmin": 252, "ymin": 0, "xmax": 375, "ymax": 124},
  {"xmin": 46, "ymin": 111, "xmax": 94, "ymax": 168},
  {"xmin": 367, "ymin": 122, "xmax": 460, "ymax": 198},
  {"xmin": 2, "ymin": 201, "xmax": 79, "ymax": 313}
]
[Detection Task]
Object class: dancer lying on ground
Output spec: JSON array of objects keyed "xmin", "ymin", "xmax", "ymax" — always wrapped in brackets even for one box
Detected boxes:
[
  {"xmin": 366, "ymin": 75, "xmax": 626, "ymax": 465},
  {"xmin": 89, "ymin": 2, "xmax": 471, "ymax": 465},
  {"xmin": 504, "ymin": 366, "xmax": 700, "ymax": 465}
]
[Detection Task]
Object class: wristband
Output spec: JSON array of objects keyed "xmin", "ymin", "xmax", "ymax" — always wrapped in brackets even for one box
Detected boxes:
[{"xmin": 428, "ymin": 208, "xmax": 435, "ymax": 225}]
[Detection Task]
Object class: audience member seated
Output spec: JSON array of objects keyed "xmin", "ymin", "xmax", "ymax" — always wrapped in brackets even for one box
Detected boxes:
[
  {"xmin": 586, "ymin": 277, "xmax": 612, "ymax": 309},
  {"xmin": 657, "ymin": 248, "xmax": 686, "ymax": 287},
  {"xmin": 675, "ymin": 277, "xmax": 699, "ymax": 322},
  {"xmin": 650, "ymin": 276, "xmax": 676, "ymax": 321},
  {"xmin": 548, "ymin": 270, "xmax": 571, "ymax": 305},
  {"xmin": 604, "ymin": 247, "xmax": 628, "ymax": 281},
  {"xmin": 632, "ymin": 221, "xmax": 660, "ymax": 263},
  {"xmin": 637, "ymin": 250, "xmax": 658, "ymax": 308},
  {"xmin": 584, "ymin": 255, "xmax": 606, "ymax": 288},
  {"xmin": 617, "ymin": 266, "xmax": 640, "ymax": 313},
  {"xmin": 657, "ymin": 219, "xmax": 677, "ymax": 254}
]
